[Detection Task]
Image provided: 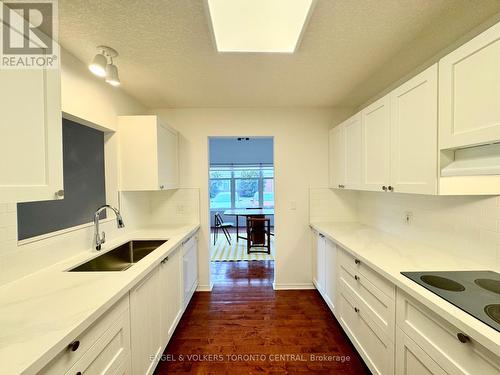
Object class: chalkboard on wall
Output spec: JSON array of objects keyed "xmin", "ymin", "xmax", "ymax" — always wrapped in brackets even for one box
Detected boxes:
[{"xmin": 17, "ymin": 118, "xmax": 106, "ymax": 240}]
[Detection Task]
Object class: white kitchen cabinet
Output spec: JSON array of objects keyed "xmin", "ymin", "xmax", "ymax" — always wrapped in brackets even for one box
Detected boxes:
[
  {"xmin": 361, "ymin": 96, "xmax": 391, "ymax": 192},
  {"xmin": 324, "ymin": 239, "xmax": 337, "ymax": 313},
  {"xmin": 130, "ymin": 268, "xmax": 162, "ymax": 375},
  {"xmin": 182, "ymin": 235, "xmax": 198, "ymax": 307},
  {"xmin": 395, "ymin": 328, "xmax": 446, "ymax": 375},
  {"xmin": 344, "ymin": 113, "xmax": 363, "ymax": 190},
  {"xmin": 390, "ymin": 64, "xmax": 438, "ymax": 195},
  {"xmin": 0, "ymin": 6, "xmax": 63, "ymax": 203},
  {"xmin": 396, "ymin": 289, "xmax": 500, "ymax": 375},
  {"xmin": 439, "ymin": 22, "xmax": 500, "ymax": 149},
  {"xmin": 39, "ymin": 296, "xmax": 130, "ymax": 375},
  {"xmin": 159, "ymin": 245, "xmax": 183, "ymax": 345},
  {"xmin": 118, "ymin": 115, "xmax": 179, "ymax": 191},
  {"xmin": 315, "ymin": 232, "xmax": 326, "ymax": 294},
  {"xmin": 338, "ymin": 282, "xmax": 394, "ymax": 375},
  {"xmin": 329, "ymin": 124, "xmax": 345, "ymax": 189}
]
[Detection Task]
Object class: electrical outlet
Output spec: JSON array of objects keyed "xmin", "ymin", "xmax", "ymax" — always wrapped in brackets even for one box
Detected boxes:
[{"xmin": 404, "ymin": 211, "xmax": 413, "ymax": 225}]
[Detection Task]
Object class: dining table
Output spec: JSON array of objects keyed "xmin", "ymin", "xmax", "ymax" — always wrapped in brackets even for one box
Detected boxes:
[{"xmin": 223, "ymin": 208, "xmax": 274, "ymax": 241}]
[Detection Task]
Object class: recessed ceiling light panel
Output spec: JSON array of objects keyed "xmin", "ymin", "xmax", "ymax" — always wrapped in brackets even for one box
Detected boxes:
[{"xmin": 207, "ymin": 0, "xmax": 314, "ymax": 53}]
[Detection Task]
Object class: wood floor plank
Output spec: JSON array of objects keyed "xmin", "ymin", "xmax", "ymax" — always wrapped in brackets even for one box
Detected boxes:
[{"xmin": 154, "ymin": 261, "xmax": 371, "ymax": 374}]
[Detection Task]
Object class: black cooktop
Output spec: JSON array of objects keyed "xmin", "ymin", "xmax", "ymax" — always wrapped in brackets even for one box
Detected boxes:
[{"xmin": 401, "ymin": 270, "xmax": 500, "ymax": 332}]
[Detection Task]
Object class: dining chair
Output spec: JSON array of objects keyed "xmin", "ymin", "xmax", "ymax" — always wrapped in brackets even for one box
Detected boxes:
[
  {"xmin": 213, "ymin": 212, "xmax": 234, "ymax": 245},
  {"xmin": 246, "ymin": 217, "xmax": 271, "ymax": 254}
]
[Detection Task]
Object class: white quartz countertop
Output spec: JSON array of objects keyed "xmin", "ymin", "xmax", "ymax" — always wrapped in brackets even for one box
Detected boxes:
[
  {"xmin": 0, "ymin": 224, "xmax": 200, "ymax": 375},
  {"xmin": 310, "ymin": 221, "xmax": 500, "ymax": 357}
]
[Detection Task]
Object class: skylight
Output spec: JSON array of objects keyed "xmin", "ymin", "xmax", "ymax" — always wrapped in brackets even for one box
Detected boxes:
[{"xmin": 207, "ymin": 0, "xmax": 314, "ymax": 53}]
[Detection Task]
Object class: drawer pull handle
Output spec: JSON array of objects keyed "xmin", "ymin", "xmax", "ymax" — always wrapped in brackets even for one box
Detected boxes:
[
  {"xmin": 354, "ymin": 259, "xmax": 360, "ymax": 265},
  {"xmin": 354, "ymin": 307, "xmax": 360, "ymax": 313},
  {"xmin": 354, "ymin": 275, "xmax": 360, "ymax": 281},
  {"xmin": 68, "ymin": 340, "xmax": 80, "ymax": 352},
  {"xmin": 457, "ymin": 332, "xmax": 470, "ymax": 343}
]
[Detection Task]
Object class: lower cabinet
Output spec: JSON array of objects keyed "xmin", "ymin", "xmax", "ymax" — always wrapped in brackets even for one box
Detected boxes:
[
  {"xmin": 182, "ymin": 235, "xmax": 198, "ymax": 307},
  {"xmin": 130, "ymin": 268, "xmax": 162, "ymax": 375},
  {"xmin": 395, "ymin": 290, "xmax": 500, "ymax": 375},
  {"xmin": 395, "ymin": 328, "xmax": 446, "ymax": 375},
  {"xmin": 313, "ymin": 231, "xmax": 337, "ymax": 314},
  {"xmin": 160, "ymin": 245, "xmax": 183, "ymax": 344},
  {"xmin": 39, "ymin": 296, "xmax": 131, "ymax": 375}
]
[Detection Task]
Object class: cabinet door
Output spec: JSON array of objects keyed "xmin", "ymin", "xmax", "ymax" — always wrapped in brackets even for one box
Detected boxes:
[
  {"xmin": 344, "ymin": 114, "xmax": 363, "ymax": 189},
  {"xmin": 390, "ymin": 64, "xmax": 438, "ymax": 195},
  {"xmin": 157, "ymin": 122, "xmax": 179, "ymax": 190},
  {"xmin": 362, "ymin": 96, "xmax": 391, "ymax": 192},
  {"xmin": 329, "ymin": 125, "xmax": 345, "ymax": 188},
  {"xmin": 324, "ymin": 239, "xmax": 337, "ymax": 313},
  {"xmin": 183, "ymin": 236, "xmax": 198, "ymax": 306},
  {"xmin": 395, "ymin": 329, "xmax": 447, "ymax": 375},
  {"xmin": 439, "ymin": 22, "xmax": 500, "ymax": 149},
  {"xmin": 159, "ymin": 247, "xmax": 182, "ymax": 345},
  {"xmin": 0, "ymin": 66, "xmax": 62, "ymax": 203},
  {"xmin": 130, "ymin": 268, "xmax": 162, "ymax": 375},
  {"xmin": 316, "ymin": 233, "xmax": 326, "ymax": 293}
]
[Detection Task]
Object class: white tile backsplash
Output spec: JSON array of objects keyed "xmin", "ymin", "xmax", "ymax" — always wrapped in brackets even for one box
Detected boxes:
[{"xmin": 357, "ymin": 191, "xmax": 500, "ymax": 268}]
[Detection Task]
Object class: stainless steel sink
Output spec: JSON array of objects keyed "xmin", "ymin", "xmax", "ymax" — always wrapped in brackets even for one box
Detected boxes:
[{"xmin": 68, "ymin": 240, "xmax": 167, "ymax": 272}]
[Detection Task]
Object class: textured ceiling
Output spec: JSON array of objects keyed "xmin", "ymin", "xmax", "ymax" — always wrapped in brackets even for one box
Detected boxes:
[{"xmin": 58, "ymin": 0, "xmax": 500, "ymax": 108}]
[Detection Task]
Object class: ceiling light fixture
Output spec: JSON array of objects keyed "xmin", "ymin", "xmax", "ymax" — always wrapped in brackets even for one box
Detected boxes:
[
  {"xmin": 207, "ymin": 0, "xmax": 314, "ymax": 53},
  {"xmin": 89, "ymin": 46, "xmax": 121, "ymax": 86}
]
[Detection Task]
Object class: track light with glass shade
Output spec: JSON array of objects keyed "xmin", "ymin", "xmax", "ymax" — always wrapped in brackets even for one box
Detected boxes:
[{"xmin": 89, "ymin": 45, "xmax": 121, "ymax": 86}]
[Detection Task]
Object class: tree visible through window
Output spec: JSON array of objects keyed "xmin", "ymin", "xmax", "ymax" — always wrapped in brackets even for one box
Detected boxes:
[{"xmin": 209, "ymin": 165, "xmax": 274, "ymax": 209}]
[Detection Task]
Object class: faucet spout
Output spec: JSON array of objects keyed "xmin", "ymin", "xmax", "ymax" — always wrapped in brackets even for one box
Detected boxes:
[{"xmin": 94, "ymin": 205, "xmax": 125, "ymax": 250}]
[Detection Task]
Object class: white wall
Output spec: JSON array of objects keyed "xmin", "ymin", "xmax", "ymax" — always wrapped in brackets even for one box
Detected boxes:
[
  {"xmin": 0, "ymin": 49, "xmax": 149, "ymax": 286},
  {"xmin": 151, "ymin": 107, "xmax": 353, "ymax": 290},
  {"xmin": 209, "ymin": 137, "xmax": 274, "ymax": 165}
]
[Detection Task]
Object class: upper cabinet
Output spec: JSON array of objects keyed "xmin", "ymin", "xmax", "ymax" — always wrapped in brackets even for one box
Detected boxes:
[
  {"xmin": 439, "ymin": 22, "xmax": 500, "ymax": 150},
  {"xmin": 390, "ymin": 65, "xmax": 438, "ymax": 195},
  {"xmin": 328, "ymin": 113, "xmax": 363, "ymax": 190},
  {"xmin": 361, "ymin": 96, "xmax": 392, "ymax": 192},
  {"xmin": 0, "ymin": 7, "xmax": 63, "ymax": 203},
  {"xmin": 343, "ymin": 114, "xmax": 363, "ymax": 190},
  {"xmin": 118, "ymin": 115, "xmax": 179, "ymax": 191},
  {"xmin": 328, "ymin": 124, "xmax": 345, "ymax": 188},
  {"xmin": 329, "ymin": 65, "xmax": 438, "ymax": 195}
]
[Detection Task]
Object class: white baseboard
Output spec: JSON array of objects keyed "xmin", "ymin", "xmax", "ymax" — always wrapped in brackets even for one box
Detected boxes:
[
  {"xmin": 197, "ymin": 282, "xmax": 214, "ymax": 292},
  {"xmin": 273, "ymin": 282, "xmax": 315, "ymax": 290}
]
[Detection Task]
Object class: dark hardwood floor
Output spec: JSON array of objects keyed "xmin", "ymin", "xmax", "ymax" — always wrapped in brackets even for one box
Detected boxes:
[{"xmin": 155, "ymin": 261, "xmax": 371, "ymax": 374}]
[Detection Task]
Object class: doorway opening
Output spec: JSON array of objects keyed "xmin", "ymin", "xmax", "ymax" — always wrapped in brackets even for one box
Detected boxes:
[{"xmin": 208, "ymin": 137, "xmax": 275, "ymax": 283}]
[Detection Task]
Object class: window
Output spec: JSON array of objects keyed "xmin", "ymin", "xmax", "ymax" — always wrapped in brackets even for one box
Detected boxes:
[
  {"xmin": 17, "ymin": 118, "xmax": 106, "ymax": 240},
  {"xmin": 209, "ymin": 164, "xmax": 274, "ymax": 209}
]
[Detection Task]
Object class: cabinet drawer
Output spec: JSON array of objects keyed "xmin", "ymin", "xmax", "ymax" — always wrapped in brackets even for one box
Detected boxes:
[
  {"xmin": 65, "ymin": 307, "xmax": 131, "ymax": 375},
  {"xmin": 40, "ymin": 296, "xmax": 129, "ymax": 375},
  {"xmin": 339, "ymin": 248, "xmax": 395, "ymax": 300},
  {"xmin": 339, "ymin": 264, "xmax": 395, "ymax": 338},
  {"xmin": 396, "ymin": 289, "xmax": 500, "ymax": 374},
  {"xmin": 338, "ymin": 285, "xmax": 394, "ymax": 375}
]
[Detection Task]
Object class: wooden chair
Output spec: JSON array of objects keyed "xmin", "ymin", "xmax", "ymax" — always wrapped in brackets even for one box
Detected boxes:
[
  {"xmin": 246, "ymin": 217, "xmax": 271, "ymax": 254},
  {"xmin": 213, "ymin": 212, "xmax": 234, "ymax": 245}
]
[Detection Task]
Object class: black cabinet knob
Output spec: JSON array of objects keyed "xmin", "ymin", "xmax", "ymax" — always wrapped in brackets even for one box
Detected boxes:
[
  {"xmin": 382, "ymin": 186, "xmax": 387, "ymax": 191},
  {"xmin": 457, "ymin": 332, "xmax": 470, "ymax": 343},
  {"xmin": 354, "ymin": 275, "xmax": 360, "ymax": 281},
  {"xmin": 388, "ymin": 186, "xmax": 394, "ymax": 192},
  {"xmin": 354, "ymin": 307, "xmax": 360, "ymax": 313},
  {"xmin": 354, "ymin": 259, "xmax": 361, "ymax": 265},
  {"xmin": 68, "ymin": 340, "xmax": 80, "ymax": 352}
]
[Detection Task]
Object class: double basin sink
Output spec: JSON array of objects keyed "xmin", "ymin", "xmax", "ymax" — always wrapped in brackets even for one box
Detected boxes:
[{"xmin": 69, "ymin": 240, "xmax": 167, "ymax": 272}]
